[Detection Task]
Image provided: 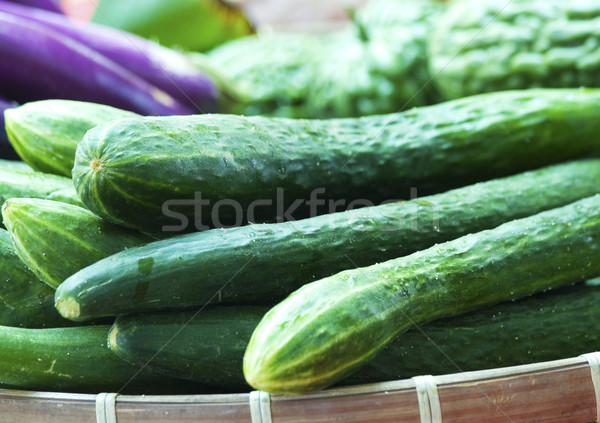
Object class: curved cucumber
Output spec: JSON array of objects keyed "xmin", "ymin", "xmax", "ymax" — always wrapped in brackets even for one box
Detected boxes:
[
  {"xmin": 56, "ymin": 158, "xmax": 600, "ymax": 320},
  {"xmin": 345, "ymin": 281, "xmax": 600, "ymax": 385},
  {"xmin": 0, "ymin": 324, "xmax": 210, "ymax": 394},
  {"xmin": 107, "ymin": 282, "xmax": 600, "ymax": 390},
  {"xmin": 4, "ymin": 99, "xmax": 138, "ymax": 177},
  {"xmin": 429, "ymin": 0, "xmax": 600, "ymax": 99},
  {"xmin": 243, "ymin": 195, "xmax": 600, "ymax": 394},
  {"xmin": 0, "ymin": 165, "xmax": 83, "ymax": 218},
  {"xmin": 73, "ymin": 88, "xmax": 600, "ymax": 232},
  {"xmin": 2, "ymin": 198, "xmax": 154, "ymax": 289},
  {"xmin": 0, "ymin": 228, "xmax": 69, "ymax": 328}
]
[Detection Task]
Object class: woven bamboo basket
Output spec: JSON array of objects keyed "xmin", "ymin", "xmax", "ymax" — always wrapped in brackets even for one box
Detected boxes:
[{"xmin": 4, "ymin": 353, "xmax": 600, "ymax": 423}]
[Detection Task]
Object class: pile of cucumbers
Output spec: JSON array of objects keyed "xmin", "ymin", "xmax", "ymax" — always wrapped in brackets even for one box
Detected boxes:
[{"xmin": 2, "ymin": 0, "xmax": 600, "ymax": 397}]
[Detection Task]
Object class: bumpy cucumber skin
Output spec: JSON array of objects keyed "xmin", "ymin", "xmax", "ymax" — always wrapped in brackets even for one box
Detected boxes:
[
  {"xmin": 0, "ymin": 324, "xmax": 210, "ymax": 394},
  {"xmin": 4, "ymin": 100, "xmax": 138, "ymax": 177},
  {"xmin": 0, "ymin": 228, "xmax": 69, "ymax": 328},
  {"xmin": 107, "ymin": 282, "xmax": 600, "ymax": 391},
  {"xmin": 208, "ymin": 0, "xmax": 444, "ymax": 118},
  {"xmin": 57, "ymin": 158, "xmax": 600, "ymax": 320},
  {"xmin": 0, "ymin": 165, "xmax": 84, "ymax": 217},
  {"xmin": 345, "ymin": 281, "xmax": 600, "ymax": 385},
  {"xmin": 74, "ymin": 89, "xmax": 600, "ymax": 232},
  {"xmin": 109, "ymin": 307, "xmax": 266, "ymax": 391},
  {"xmin": 429, "ymin": 0, "xmax": 600, "ymax": 99},
  {"xmin": 2, "ymin": 198, "xmax": 154, "ymax": 289},
  {"xmin": 243, "ymin": 195, "xmax": 600, "ymax": 394}
]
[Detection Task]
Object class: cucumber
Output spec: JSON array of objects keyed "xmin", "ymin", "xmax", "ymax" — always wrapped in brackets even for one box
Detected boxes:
[
  {"xmin": 4, "ymin": 99, "xmax": 138, "ymax": 177},
  {"xmin": 2, "ymin": 198, "xmax": 155, "ymax": 289},
  {"xmin": 106, "ymin": 282, "xmax": 600, "ymax": 391},
  {"xmin": 243, "ymin": 194, "xmax": 600, "ymax": 394},
  {"xmin": 429, "ymin": 0, "xmax": 600, "ymax": 100},
  {"xmin": 73, "ymin": 88, "xmax": 600, "ymax": 233},
  {"xmin": 0, "ymin": 159, "xmax": 32, "ymax": 171},
  {"xmin": 208, "ymin": 0, "xmax": 444, "ymax": 118},
  {"xmin": 0, "ymin": 324, "xmax": 210, "ymax": 394},
  {"xmin": 0, "ymin": 165, "xmax": 83, "ymax": 216},
  {"xmin": 55, "ymin": 158, "xmax": 600, "ymax": 321},
  {"xmin": 0, "ymin": 228, "xmax": 69, "ymax": 328},
  {"xmin": 108, "ymin": 307, "xmax": 266, "ymax": 392},
  {"xmin": 346, "ymin": 280, "xmax": 600, "ymax": 385}
]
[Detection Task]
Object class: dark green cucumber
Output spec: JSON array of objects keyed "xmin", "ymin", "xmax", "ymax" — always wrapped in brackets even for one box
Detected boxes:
[
  {"xmin": 4, "ymin": 100, "xmax": 138, "ymax": 177},
  {"xmin": 0, "ymin": 228, "xmax": 70, "ymax": 328},
  {"xmin": 243, "ymin": 195, "xmax": 600, "ymax": 394},
  {"xmin": 0, "ymin": 324, "xmax": 210, "ymax": 394},
  {"xmin": 108, "ymin": 307, "xmax": 266, "ymax": 392},
  {"xmin": 0, "ymin": 164, "xmax": 83, "ymax": 217},
  {"xmin": 56, "ymin": 158, "xmax": 600, "ymax": 321},
  {"xmin": 107, "ymin": 282, "xmax": 600, "ymax": 391},
  {"xmin": 2, "ymin": 198, "xmax": 155, "ymax": 289},
  {"xmin": 208, "ymin": 0, "xmax": 444, "ymax": 118},
  {"xmin": 73, "ymin": 88, "xmax": 600, "ymax": 232},
  {"xmin": 429, "ymin": 0, "xmax": 600, "ymax": 100}
]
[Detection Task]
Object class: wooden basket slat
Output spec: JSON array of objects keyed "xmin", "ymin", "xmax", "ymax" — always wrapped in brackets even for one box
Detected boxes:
[{"xmin": 0, "ymin": 355, "xmax": 597, "ymax": 422}]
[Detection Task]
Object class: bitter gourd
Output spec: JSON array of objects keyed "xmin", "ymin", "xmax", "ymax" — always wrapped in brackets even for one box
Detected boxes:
[{"xmin": 429, "ymin": 0, "xmax": 600, "ymax": 99}]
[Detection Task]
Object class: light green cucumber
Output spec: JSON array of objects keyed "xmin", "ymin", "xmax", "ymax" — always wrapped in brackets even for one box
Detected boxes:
[
  {"xmin": 106, "ymin": 281, "xmax": 600, "ymax": 391},
  {"xmin": 4, "ymin": 99, "xmax": 138, "ymax": 177},
  {"xmin": 2, "ymin": 198, "xmax": 155, "ymax": 289},
  {"xmin": 55, "ymin": 158, "xmax": 600, "ymax": 320},
  {"xmin": 0, "ymin": 165, "xmax": 83, "ymax": 217},
  {"xmin": 243, "ymin": 195, "xmax": 600, "ymax": 394}
]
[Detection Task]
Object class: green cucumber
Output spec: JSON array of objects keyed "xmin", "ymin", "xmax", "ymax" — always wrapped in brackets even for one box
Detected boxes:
[
  {"xmin": 4, "ymin": 100, "xmax": 138, "ymax": 177},
  {"xmin": 429, "ymin": 0, "xmax": 600, "ymax": 100},
  {"xmin": 0, "ymin": 228, "xmax": 69, "ymax": 328},
  {"xmin": 0, "ymin": 159, "xmax": 32, "ymax": 171},
  {"xmin": 2, "ymin": 198, "xmax": 155, "ymax": 289},
  {"xmin": 208, "ymin": 0, "xmax": 444, "ymax": 118},
  {"xmin": 243, "ymin": 194, "xmax": 600, "ymax": 394},
  {"xmin": 108, "ymin": 307, "xmax": 266, "ymax": 392},
  {"xmin": 0, "ymin": 324, "xmax": 210, "ymax": 394},
  {"xmin": 73, "ymin": 88, "xmax": 600, "ymax": 233},
  {"xmin": 106, "ymin": 282, "xmax": 600, "ymax": 391},
  {"xmin": 56, "ymin": 158, "xmax": 600, "ymax": 321},
  {"xmin": 0, "ymin": 165, "xmax": 83, "ymax": 216},
  {"xmin": 345, "ymin": 280, "xmax": 600, "ymax": 385}
]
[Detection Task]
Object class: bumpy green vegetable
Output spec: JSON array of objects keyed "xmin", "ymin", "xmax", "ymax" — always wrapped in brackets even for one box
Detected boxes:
[
  {"xmin": 4, "ymin": 99, "xmax": 137, "ymax": 177},
  {"xmin": 208, "ymin": 0, "xmax": 444, "ymax": 118},
  {"xmin": 2, "ymin": 198, "xmax": 154, "ymax": 289},
  {"xmin": 56, "ymin": 158, "xmax": 600, "ymax": 320},
  {"xmin": 106, "ymin": 282, "xmax": 600, "ymax": 390},
  {"xmin": 73, "ymin": 88, "xmax": 600, "ymax": 233},
  {"xmin": 244, "ymin": 195, "xmax": 600, "ymax": 394},
  {"xmin": 429, "ymin": 0, "xmax": 600, "ymax": 99},
  {"xmin": 0, "ymin": 228, "xmax": 69, "ymax": 328}
]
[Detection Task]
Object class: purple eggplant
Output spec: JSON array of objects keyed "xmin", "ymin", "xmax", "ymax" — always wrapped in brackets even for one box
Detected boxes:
[
  {"xmin": 6, "ymin": 0, "xmax": 63, "ymax": 14},
  {"xmin": 0, "ymin": 96, "xmax": 20, "ymax": 160},
  {"xmin": 0, "ymin": 1, "xmax": 219, "ymax": 113},
  {"xmin": 0, "ymin": 11, "xmax": 195, "ymax": 116}
]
